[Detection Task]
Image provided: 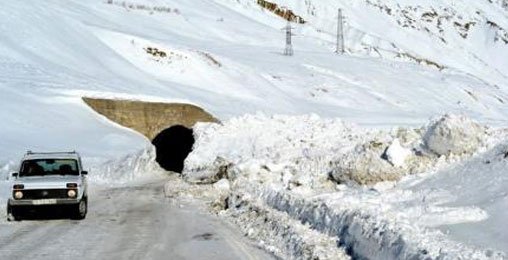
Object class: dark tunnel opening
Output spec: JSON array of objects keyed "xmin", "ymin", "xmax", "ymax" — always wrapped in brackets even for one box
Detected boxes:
[{"xmin": 152, "ymin": 125, "xmax": 195, "ymax": 173}]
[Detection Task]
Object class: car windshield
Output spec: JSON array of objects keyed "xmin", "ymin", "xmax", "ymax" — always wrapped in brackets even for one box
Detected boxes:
[{"xmin": 19, "ymin": 159, "xmax": 79, "ymax": 177}]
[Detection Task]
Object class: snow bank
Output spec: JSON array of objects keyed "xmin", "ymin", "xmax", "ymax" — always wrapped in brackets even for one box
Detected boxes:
[
  {"xmin": 185, "ymin": 113, "xmax": 493, "ymax": 185},
  {"xmin": 207, "ymin": 174, "xmax": 503, "ymax": 259},
  {"xmin": 332, "ymin": 115, "xmax": 494, "ymax": 184},
  {"xmin": 424, "ymin": 114, "xmax": 485, "ymax": 156},
  {"xmin": 0, "ymin": 161, "xmax": 17, "ymax": 218},
  {"xmin": 0, "ymin": 160, "xmax": 16, "ymax": 181},
  {"xmin": 88, "ymin": 146, "xmax": 167, "ymax": 185},
  {"xmin": 183, "ymin": 113, "xmax": 507, "ymax": 258},
  {"xmin": 225, "ymin": 185, "xmax": 350, "ymax": 259},
  {"xmin": 184, "ymin": 113, "xmax": 359, "ymax": 185},
  {"xmin": 257, "ymin": 185, "xmax": 503, "ymax": 259},
  {"xmin": 400, "ymin": 139, "xmax": 508, "ymax": 252}
]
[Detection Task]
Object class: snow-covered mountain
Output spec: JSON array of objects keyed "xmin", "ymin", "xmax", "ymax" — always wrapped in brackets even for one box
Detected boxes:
[
  {"xmin": 1, "ymin": 0, "xmax": 507, "ymax": 164},
  {"xmin": 262, "ymin": 0, "xmax": 508, "ymax": 87},
  {"xmin": 1, "ymin": 0, "xmax": 508, "ymax": 258}
]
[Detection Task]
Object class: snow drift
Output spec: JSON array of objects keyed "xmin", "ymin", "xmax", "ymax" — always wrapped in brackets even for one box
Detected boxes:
[{"xmin": 184, "ymin": 113, "xmax": 495, "ymax": 185}]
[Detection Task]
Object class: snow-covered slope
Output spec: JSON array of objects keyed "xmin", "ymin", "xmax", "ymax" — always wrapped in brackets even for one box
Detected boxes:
[
  {"xmin": 255, "ymin": 0, "xmax": 508, "ymax": 87},
  {"xmin": 1, "ymin": 0, "xmax": 507, "ymax": 172}
]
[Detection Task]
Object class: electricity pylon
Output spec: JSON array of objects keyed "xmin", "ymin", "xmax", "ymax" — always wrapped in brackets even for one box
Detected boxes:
[
  {"xmin": 283, "ymin": 20, "xmax": 294, "ymax": 56},
  {"xmin": 336, "ymin": 8, "xmax": 345, "ymax": 54}
]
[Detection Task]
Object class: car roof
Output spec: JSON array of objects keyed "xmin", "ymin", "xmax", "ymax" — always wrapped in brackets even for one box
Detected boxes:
[{"xmin": 23, "ymin": 151, "xmax": 81, "ymax": 161}]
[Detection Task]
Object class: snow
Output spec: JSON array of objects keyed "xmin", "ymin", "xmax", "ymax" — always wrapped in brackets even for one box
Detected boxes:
[
  {"xmin": 213, "ymin": 179, "xmax": 231, "ymax": 193},
  {"xmin": 186, "ymin": 114, "xmax": 349, "ymax": 178},
  {"xmin": 184, "ymin": 113, "xmax": 508, "ymax": 258},
  {"xmin": 384, "ymin": 139, "xmax": 411, "ymax": 167},
  {"xmin": 259, "ymin": 184, "xmax": 502, "ymax": 259},
  {"xmin": 260, "ymin": 0, "xmax": 508, "ymax": 88},
  {"xmin": 0, "ymin": 0, "xmax": 507, "ymax": 169},
  {"xmin": 0, "ymin": 0, "xmax": 507, "ymax": 258},
  {"xmin": 399, "ymin": 141, "xmax": 508, "ymax": 253},
  {"xmin": 185, "ymin": 113, "xmax": 499, "ymax": 185},
  {"xmin": 424, "ymin": 114, "xmax": 486, "ymax": 156},
  {"xmin": 224, "ymin": 185, "xmax": 351, "ymax": 260},
  {"xmin": 88, "ymin": 146, "xmax": 167, "ymax": 186}
]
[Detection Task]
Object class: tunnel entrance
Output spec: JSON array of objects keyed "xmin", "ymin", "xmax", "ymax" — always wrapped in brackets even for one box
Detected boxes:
[
  {"xmin": 82, "ymin": 97, "xmax": 219, "ymax": 173},
  {"xmin": 152, "ymin": 125, "xmax": 195, "ymax": 173}
]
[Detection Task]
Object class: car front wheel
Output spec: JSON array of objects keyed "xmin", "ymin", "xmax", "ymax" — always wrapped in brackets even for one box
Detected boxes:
[
  {"xmin": 7, "ymin": 204, "xmax": 21, "ymax": 222},
  {"xmin": 71, "ymin": 197, "xmax": 87, "ymax": 220}
]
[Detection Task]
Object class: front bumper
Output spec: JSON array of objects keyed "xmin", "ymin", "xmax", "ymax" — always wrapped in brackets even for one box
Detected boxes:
[{"xmin": 8, "ymin": 198, "xmax": 80, "ymax": 206}]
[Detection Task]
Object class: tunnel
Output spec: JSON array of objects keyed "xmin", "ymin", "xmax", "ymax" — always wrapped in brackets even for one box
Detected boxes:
[
  {"xmin": 152, "ymin": 125, "xmax": 195, "ymax": 173},
  {"xmin": 83, "ymin": 97, "xmax": 218, "ymax": 173}
]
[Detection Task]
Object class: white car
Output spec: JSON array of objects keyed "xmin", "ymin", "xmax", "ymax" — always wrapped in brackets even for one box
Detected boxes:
[{"xmin": 7, "ymin": 151, "xmax": 88, "ymax": 221}]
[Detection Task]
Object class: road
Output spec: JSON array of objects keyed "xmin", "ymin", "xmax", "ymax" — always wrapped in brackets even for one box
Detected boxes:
[{"xmin": 0, "ymin": 181, "xmax": 274, "ymax": 260}]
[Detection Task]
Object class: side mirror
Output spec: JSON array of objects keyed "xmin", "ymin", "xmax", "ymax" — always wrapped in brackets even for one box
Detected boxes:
[
  {"xmin": 81, "ymin": 171, "xmax": 88, "ymax": 175},
  {"xmin": 11, "ymin": 173, "xmax": 18, "ymax": 178}
]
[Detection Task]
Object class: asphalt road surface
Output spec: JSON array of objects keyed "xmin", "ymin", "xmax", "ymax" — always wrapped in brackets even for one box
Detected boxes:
[{"xmin": 0, "ymin": 181, "xmax": 273, "ymax": 260}]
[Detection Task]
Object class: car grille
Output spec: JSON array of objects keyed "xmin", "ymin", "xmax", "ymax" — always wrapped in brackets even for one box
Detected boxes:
[{"xmin": 21, "ymin": 189, "xmax": 69, "ymax": 199}]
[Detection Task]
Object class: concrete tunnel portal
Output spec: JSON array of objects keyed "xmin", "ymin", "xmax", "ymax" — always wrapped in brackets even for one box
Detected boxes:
[{"xmin": 83, "ymin": 97, "xmax": 218, "ymax": 173}]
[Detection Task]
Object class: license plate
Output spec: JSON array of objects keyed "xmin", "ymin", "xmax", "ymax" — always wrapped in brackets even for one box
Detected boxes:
[{"xmin": 32, "ymin": 199, "xmax": 57, "ymax": 205}]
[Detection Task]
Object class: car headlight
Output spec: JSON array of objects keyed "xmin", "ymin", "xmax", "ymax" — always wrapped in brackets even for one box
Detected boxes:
[
  {"xmin": 67, "ymin": 189, "xmax": 77, "ymax": 198},
  {"xmin": 14, "ymin": 191, "xmax": 23, "ymax": 199}
]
